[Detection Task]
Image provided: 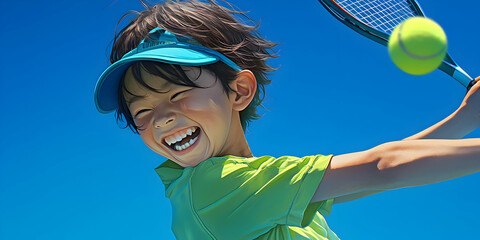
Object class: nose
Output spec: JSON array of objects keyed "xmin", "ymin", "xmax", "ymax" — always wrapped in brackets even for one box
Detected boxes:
[{"xmin": 153, "ymin": 111, "xmax": 176, "ymax": 128}]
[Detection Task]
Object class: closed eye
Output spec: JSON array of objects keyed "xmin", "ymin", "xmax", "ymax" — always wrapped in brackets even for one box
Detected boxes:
[
  {"xmin": 170, "ymin": 89, "xmax": 192, "ymax": 101},
  {"xmin": 134, "ymin": 109, "xmax": 152, "ymax": 118}
]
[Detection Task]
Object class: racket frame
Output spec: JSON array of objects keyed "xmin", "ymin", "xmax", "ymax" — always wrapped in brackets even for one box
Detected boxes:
[{"xmin": 318, "ymin": 0, "xmax": 474, "ymax": 89}]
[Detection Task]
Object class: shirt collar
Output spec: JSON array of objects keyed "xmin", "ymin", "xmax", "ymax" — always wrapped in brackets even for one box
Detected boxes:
[{"xmin": 154, "ymin": 160, "xmax": 184, "ymax": 190}]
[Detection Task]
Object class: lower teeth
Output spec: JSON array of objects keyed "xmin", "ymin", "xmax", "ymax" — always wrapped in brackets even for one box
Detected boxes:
[{"xmin": 174, "ymin": 136, "xmax": 198, "ymax": 151}]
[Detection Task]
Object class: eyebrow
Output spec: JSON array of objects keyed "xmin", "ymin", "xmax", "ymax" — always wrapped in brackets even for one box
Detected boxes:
[
  {"xmin": 152, "ymin": 80, "xmax": 172, "ymax": 91},
  {"xmin": 125, "ymin": 79, "xmax": 174, "ymax": 103},
  {"xmin": 126, "ymin": 87, "xmax": 174, "ymax": 107},
  {"xmin": 127, "ymin": 96, "xmax": 147, "ymax": 106}
]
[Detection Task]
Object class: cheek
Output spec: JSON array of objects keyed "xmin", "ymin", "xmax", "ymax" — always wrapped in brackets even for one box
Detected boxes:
[
  {"xmin": 133, "ymin": 114, "xmax": 153, "ymax": 130},
  {"xmin": 139, "ymin": 125, "xmax": 160, "ymax": 150},
  {"xmin": 181, "ymin": 92, "xmax": 231, "ymax": 122}
]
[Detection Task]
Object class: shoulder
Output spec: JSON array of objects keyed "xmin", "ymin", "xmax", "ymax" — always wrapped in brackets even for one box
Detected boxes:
[
  {"xmin": 193, "ymin": 155, "xmax": 331, "ymax": 176},
  {"xmin": 190, "ymin": 154, "xmax": 333, "ymax": 198}
]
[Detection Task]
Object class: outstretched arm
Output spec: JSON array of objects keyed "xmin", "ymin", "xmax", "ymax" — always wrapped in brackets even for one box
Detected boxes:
[
  {"xmin": 405, "ymin": 76, "xmax": 480, "ymax": 140},
  {"xmin": 333, "ymin": 77, "xmax": 480, "ymax": 204},
  {"xmin": 313, "ymin": 138, "xmax": 480, "ymax": 204}
]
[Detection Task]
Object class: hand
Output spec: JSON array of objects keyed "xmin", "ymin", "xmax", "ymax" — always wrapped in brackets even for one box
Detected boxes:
[{"xmin": 459, "ymin": 76, "xmax": 480, "ymax": 126}]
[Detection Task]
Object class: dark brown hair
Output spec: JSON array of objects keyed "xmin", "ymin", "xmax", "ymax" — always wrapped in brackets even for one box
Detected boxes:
[{"xmin": 111, "ymin": 0, "xmax": 278, "ymax": 133}]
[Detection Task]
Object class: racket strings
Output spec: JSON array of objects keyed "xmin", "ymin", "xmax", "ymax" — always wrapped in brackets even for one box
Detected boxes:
[{"xmin": 335, "ymin": 0, "xmax": 416, "ymax": 34}]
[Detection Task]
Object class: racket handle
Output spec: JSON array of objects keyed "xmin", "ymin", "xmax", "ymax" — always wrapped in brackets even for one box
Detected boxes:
[
  {"xmin": 452, "ymin": 67, "xmax": 473, "ymax": 88},
  {"xmin": 466, "ymin": 79, "xmax": 476, "ymax": 93},
  {"xmin": 438, "ymin": 60, "xmax": 473, "ymax": 89},
  {"xmin": 453, "ymin": 67, "xmax": 476, "ymax": 93}
]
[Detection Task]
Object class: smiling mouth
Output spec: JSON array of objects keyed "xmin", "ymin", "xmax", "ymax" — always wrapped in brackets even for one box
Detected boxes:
[{"xmin": 163, "ymin": 127, "xmax": 200, "ymax": 151}]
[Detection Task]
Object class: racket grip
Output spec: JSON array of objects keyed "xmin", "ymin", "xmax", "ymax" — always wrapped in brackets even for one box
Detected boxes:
[{"xmin": 466, "ymin": 79, "xmax": 476, "ymax": 93}]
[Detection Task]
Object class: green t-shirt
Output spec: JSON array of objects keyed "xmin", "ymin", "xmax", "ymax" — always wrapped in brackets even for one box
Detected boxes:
[{"xmin": 155, "ymin": 155, "xmax": 340, "ymax": 240}]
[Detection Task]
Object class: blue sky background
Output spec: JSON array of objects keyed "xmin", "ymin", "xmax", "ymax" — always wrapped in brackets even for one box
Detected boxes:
[{"xmin": 1, "ymin": 0, "xmax": 479, "ymax": 239}]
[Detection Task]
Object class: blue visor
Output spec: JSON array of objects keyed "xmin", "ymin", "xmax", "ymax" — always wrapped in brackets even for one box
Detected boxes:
[{"xmin": 94, "ymin": 28, "xmax": 241, "ymax": 113}]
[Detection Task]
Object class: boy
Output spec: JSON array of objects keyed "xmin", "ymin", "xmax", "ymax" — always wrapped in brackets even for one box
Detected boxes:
[{"xmin": 94, "ymin": 0, "xmax": 480, "ymax": 239}]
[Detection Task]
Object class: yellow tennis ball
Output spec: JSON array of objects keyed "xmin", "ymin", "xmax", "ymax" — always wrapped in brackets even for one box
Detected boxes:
[{"xmin": 388, "ymin": 17, "xmax": 447, "ymax": 75}]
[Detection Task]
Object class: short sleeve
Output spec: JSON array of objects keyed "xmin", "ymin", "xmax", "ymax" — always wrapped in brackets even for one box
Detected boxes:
[{"xmin": 189, "ymin": 155, "xmax": 333, "ymax": 239}]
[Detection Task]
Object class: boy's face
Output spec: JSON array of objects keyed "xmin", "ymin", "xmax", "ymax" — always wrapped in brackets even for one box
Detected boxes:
[{"xmin": 123, "ymin": 66, "xmax": 238, "ymax": 167}]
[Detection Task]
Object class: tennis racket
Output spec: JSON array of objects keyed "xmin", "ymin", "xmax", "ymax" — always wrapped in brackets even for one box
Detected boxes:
[{"xmin": 318, "ymin": 0, "xmax": 476, "ymax": 91}]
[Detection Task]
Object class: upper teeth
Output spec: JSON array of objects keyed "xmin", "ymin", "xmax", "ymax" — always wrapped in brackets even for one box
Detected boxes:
[{"xmin": 164, "ymin": 127, "xmax": 197, "ymax": 146}]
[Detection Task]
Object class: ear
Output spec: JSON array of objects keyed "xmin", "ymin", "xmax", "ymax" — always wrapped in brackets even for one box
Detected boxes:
[{"xmin": 229, "ymin": 70, "xmax": 257, "ymax": 112}]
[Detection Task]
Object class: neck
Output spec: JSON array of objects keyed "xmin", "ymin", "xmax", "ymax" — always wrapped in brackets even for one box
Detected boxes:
[{"xmin": 218, "ymin": 112, "xmax": 253, "ymax": 158}]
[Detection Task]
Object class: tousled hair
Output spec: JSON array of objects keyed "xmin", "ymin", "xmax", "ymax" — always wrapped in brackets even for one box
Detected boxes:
[{"xmin": 111, "ymin": 0, "xmax": 278, "ymax": 133}]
